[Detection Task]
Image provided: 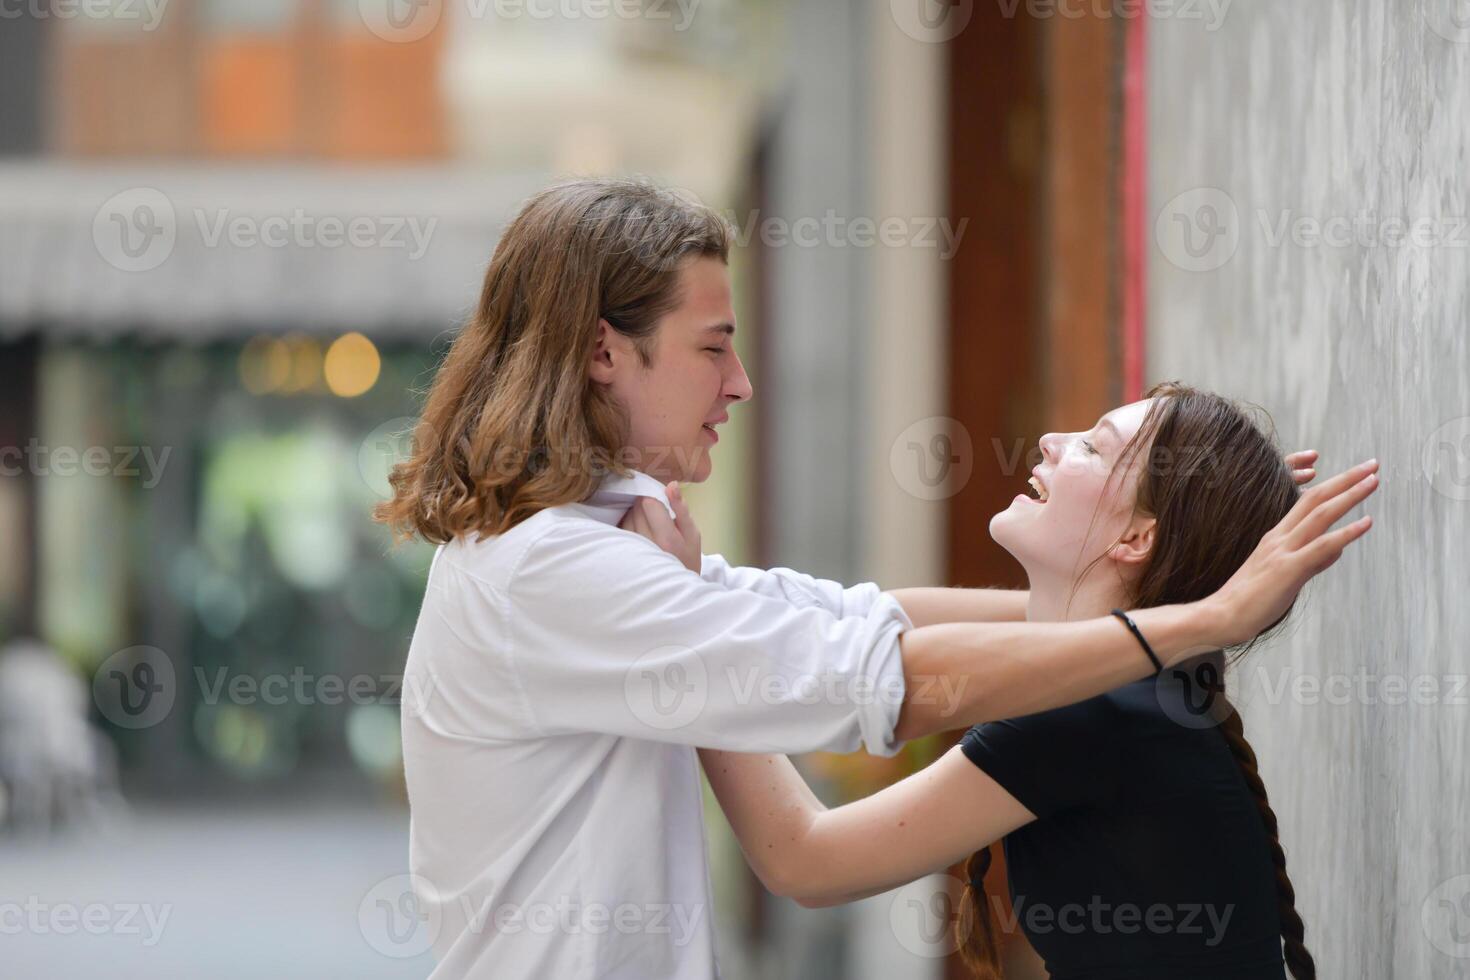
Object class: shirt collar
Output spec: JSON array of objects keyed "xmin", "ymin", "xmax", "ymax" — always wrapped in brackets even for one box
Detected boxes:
[{"xmin": 581, "ymin": 469, "xmax": 677, "ymax": 524}]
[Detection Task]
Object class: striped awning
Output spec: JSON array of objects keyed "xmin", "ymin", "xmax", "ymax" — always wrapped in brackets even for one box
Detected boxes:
[{"xmin": 0, "ymin": 162, "xmax": 551, "ymax": 341}]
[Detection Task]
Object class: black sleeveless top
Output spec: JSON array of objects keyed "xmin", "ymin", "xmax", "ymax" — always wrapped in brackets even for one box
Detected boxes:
[{"xmin": 959, "ymin": 654, "xmax": 1289, "ymax": 979}]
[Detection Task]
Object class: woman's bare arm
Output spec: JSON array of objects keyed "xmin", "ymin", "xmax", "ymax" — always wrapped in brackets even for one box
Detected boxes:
[
  {"xmin": 887, "ymin": 587, "xmax": 1029, "ymax": 627},
  {"xmin": 699, "ymin": 745, "xmax": 1032, "ymax": 908}
]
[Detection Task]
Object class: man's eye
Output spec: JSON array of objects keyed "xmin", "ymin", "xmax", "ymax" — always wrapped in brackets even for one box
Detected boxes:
[{"xmin": 705, "ymin": 347, "xmax": 725, "ymax": 355}]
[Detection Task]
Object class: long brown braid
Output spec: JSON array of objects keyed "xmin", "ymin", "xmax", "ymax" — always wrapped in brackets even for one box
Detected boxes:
[
  {"xmin": 955, "ymin": 382, "xmax": 1316, "ymax": 977},
  {"xmin": 1216, "ymin": 694, "xmax": 1316, "ymax": 978}
]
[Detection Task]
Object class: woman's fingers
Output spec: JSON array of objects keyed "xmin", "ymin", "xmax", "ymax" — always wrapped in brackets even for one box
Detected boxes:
[
  {"xmin": 622, "ymin": 498, "xmax": 664, "ymax": 544},
  {"xmin": 618, "ymin": 501, "xmax": 646, "ymax": 535},
  {"xmin": 1278, "ymin": 459, "xmax": 1378, "ymax": 534},
  {"xmin": 1285, "ymin": 450, "xmax": 1318, "ymax": 468},
  {"xmin": 622, "ymin": 493, "xmax": 700, "ymax": 574},
  {"xmin": 641, "ymin": 498, "xmax": 678, "ymax": 549},
  {"xmin": 1286, "ymin": 472, "xmax": 1379, "ymax": 551},
  {"xmin": 1300, "ymin": 514, "xmax": 1373, "ymax": 574},
  {"xmin": 667, "ymin": 483, "xmax": 691, "ymax": 530},
  {"xmin": 1214, "ymin": 466, "xmax": 1377, "ymax": 647},
  {"xmin": 1286, "ymin": 450, "xmax": 1319, "ymax": 485},
  {"xmin": 666, "ymin": 483, "xmax": 701, "ymax": 545}
]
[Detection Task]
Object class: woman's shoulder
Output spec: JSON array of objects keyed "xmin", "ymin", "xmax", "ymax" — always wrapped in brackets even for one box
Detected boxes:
[{"xmin": 965, "ymin": 688, "xmax": 1124, "ymax": 748}]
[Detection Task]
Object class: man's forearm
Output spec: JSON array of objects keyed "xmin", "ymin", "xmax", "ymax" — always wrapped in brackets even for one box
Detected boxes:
[
  {"xmin": 886, "ymin": 587, "xmax": 1029, "ymax": 628},
  {"xmin": 892, "ymin": 600, "xmax": 1224, "ymax": 741}
]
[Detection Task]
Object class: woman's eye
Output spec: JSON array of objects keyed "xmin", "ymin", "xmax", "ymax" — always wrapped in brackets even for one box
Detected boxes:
[{"xmin": 1083, "ymin": 440, "xmax": 1098, "ymax": 455}]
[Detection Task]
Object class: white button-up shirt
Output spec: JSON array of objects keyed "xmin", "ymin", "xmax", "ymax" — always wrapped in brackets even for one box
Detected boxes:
[{"xmin": 400, "ymin": 469, "xmax": 912, "ymax": 979}]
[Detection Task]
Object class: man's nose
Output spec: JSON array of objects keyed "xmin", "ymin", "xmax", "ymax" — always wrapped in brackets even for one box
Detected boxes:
[{"xmin": 726, "ymin": 351, "xmax": 754, "ymax": 403}]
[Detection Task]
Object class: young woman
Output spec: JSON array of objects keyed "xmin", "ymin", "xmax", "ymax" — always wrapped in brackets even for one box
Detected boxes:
[{"xmin": 630, "ymin": 383, "xmax": 1337, "ymax": 978}]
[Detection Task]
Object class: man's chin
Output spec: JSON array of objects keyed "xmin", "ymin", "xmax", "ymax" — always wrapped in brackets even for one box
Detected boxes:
[{"xmin": 686, "ymin": 452, "xmax": 714, "ymax": 484}]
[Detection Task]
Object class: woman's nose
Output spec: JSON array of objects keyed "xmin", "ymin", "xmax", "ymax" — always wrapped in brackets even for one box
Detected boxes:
[{"xmin": 1039, "ymin": 432, "xmax": 1061, "ymax": 462}]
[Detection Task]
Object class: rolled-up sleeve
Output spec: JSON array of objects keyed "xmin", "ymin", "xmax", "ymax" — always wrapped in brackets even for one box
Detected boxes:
[
  {"xmin": 506, "ymin": 522, "xmax": 912, "ymax": 756},
  {"xmin": 699, "ymin": 553, "xmax": 885, "ymax": 619}
]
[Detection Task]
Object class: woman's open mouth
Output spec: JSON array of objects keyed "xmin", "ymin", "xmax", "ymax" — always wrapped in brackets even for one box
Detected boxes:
[{"xmin": 1027, "ymin": 476, "xmax": 1049, "ymax": 503}]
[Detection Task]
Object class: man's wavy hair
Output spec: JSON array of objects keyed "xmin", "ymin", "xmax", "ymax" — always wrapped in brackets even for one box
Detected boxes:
[{"xmin": 375, "ymin": 178, "xmax": 732, "ymax": 544}]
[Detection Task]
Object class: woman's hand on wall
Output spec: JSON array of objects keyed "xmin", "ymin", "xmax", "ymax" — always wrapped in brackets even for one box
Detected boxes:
[
  {"xmin": 1210, "ymin": 457, "xmax": 1379, "ymax": 648},
  {"xmin": 1286, "ymin": 449, "xmax": 1318, "ymax": 485}
]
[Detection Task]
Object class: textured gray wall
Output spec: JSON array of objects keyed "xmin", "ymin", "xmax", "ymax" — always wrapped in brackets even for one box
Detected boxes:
[{"xmin": 1148, "ymin": 3, "xmax": 1470, "ymax": 977}]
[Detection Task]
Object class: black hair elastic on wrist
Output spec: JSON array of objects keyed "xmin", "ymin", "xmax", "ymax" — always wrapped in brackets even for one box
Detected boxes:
[{"xmin": 1111, "ymin": 608, "xmax": 1164, "ymax": 675}]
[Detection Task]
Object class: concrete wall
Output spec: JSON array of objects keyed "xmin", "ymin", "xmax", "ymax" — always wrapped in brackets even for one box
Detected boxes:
[{"xmin": 1147, "ymin": 3, "xmax": 1470, "ymax": 977}]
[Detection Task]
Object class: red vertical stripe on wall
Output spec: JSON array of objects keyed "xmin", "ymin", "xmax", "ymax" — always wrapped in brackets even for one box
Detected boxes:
[{"xmin": 1121, "ymin": 11, "xmax": 1148, "ymax": 401}]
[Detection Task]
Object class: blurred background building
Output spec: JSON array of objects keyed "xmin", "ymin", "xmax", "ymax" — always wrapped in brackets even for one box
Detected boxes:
[{"xmin": 1, "ymin": 0, "xmax": 1464, "ymax": 978}]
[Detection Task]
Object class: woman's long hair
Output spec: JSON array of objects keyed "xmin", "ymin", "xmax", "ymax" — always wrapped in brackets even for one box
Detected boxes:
[
  {"xmin": 956, "ymin": 381, "xmax": 1316, "ymax": 979},
  {"xmin": 374, "ymin": 177, "xmax": 731, "ymax": 543}
]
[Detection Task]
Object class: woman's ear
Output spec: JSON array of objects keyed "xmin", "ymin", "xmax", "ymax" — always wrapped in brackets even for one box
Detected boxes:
[
  {"xmin": 588, "ymin": 318, "xmax": 622, "ymax": 385},
  {"xmin": 1111, "ymin": 515, "xmax": 1156, "ymax": 567}
]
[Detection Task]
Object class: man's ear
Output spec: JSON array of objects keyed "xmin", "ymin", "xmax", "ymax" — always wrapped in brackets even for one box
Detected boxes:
[
  {"xmin": 1111, "ymin": 515, "xmax": 1156, "ymax": 568},
  {"xmin": 588, "ymin": 318, "xmax": 620, "ymax": 385}
]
